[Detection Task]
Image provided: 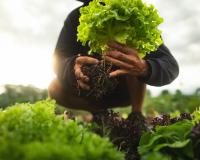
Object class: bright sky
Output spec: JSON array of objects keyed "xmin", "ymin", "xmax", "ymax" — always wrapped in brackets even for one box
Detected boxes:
[{"xmin": 0, "ymin": 0, "xmax": 200, "ymax": 95}]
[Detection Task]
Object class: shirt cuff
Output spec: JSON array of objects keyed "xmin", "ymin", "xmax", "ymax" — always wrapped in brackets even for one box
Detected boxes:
[{"xmin": 138, "ymin": 59, "xmax": 160, "ymax": 86}]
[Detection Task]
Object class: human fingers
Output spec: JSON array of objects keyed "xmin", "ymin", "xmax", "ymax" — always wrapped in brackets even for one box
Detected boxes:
[
  {"xmin": 105, "ymin": 56, "xmax": 133, "ymax": 70},
  {"xmin": 107, "ymin": 41, "xmax": 138, "ymax": 56},
  {"xmin": 76, "ymin": 56, "xmax": 99, "ymax": 65},
  {"xmin": 109, "ymin": 69, "xmax": 128, "ymax": 78},
  {"xmin": 106, "ymin": 50, "xmax": 139, "ymax": 66},
  {"xmin": 74, "ymin": 64, "xmax": 89, "ymax": 82},
  {"xmin": 110, "ymin": 69, "xmax": 141, "ymax": 77},
  {"xmin": 77, "ymin": 80, "xmax": 90, "ymax": 90}
]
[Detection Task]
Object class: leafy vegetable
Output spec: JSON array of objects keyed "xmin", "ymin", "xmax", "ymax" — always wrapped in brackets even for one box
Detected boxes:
[
  {"xmin": 140, "ymin": 152, "xmax": 171, "ymax": 160},
  {"xmin": 138, "ymin": 120, "xmax": 194, "ymax": 160},
  {"xmin": 0, "ymin": 100, "xmax": 124, "ymax": 160},
  {"xmin": 192, "ymin": 107, "xmax": 200, "ymax": 124},
  {"xmin": 191, "ymin": 108, "xmax": 200, "ymax": 159},
  {"xmin": 77, "ymin": 0, "xmax": 163, "ymax": 57}
]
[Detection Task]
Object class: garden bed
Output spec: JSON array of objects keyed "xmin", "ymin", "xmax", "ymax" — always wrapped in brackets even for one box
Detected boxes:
[{"xmin": 0, "ymin": 100, "xmax": 200, "ymax": 160}]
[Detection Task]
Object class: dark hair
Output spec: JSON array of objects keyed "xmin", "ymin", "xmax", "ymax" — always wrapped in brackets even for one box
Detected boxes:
[{"xmin": 77, "ymin": 0, "xmax": 91, "ymax": 3}]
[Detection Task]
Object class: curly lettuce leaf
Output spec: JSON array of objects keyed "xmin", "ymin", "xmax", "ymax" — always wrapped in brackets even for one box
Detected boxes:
[
  {"xmin": 77, "ymin": 0, "xmax": 163, "ymax": 57},
  {"xmin": 0, "ymin": 100, "xmax": 124, "ymax": 160}
]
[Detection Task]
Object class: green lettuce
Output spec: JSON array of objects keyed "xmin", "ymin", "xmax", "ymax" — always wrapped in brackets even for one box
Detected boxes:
[
  {"xmin": 0, "ymin": 100, "xmax": 124, "ymax": 160},
  {"xmin": 77, "ymin": 0, "xmax": 163, "ymax": 57},
  {"xmin": 192, "ymin": 107, "xmax": 200, "ymax": 124},
  {"xmin": 138, "ymin": 120, "xmax": 194, "ymax": 160}
]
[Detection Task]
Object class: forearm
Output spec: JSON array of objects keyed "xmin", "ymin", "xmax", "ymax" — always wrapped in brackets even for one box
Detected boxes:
[{"xmin": 126, "ymin": 76, "xmax": 146, "ymax": 112}]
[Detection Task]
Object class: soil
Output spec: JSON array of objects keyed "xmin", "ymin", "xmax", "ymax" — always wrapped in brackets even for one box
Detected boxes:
[
  {"xmin": 92, "ymin": 110, "xmax": 149, "ymax": 160},
  {"xmin": 81, "ymin": 60, "xmax": 118, "ymax": 100}
]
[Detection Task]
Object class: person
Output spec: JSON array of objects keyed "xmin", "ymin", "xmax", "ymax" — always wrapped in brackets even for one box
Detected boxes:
[{"xmin": 48, "ymin": 0, "xmax": 179, "ymax": 114}]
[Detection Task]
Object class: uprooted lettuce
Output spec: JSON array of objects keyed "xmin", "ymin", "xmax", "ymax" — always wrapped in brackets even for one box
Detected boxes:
[{"xmin": 77, "ymin": 0, "xmax": 163, "ymax": 57}]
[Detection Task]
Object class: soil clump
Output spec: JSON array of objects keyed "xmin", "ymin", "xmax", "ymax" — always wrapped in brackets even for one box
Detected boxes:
[{"xmin": 80, "ymin": 60, "xmax": 118, "ymax": 100}]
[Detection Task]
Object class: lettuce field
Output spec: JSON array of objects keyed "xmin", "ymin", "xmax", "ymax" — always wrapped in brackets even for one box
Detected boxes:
[
  {"xmin": 0, "ymin": 100, "xmax": 124, "ymax": 160},
  {"xmin": 0, "ymin": 99, "xmax": 200, "ymax": 160}
]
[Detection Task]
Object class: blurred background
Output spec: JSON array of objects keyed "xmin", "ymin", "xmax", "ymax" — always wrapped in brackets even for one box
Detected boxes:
[{"xmin": 0, "ymin": 0, "xmax": 199, "ymax": 115}]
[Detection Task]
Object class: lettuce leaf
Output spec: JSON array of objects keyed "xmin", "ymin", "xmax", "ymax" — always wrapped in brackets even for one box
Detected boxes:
[
  {"xmin": 138, "ymin": 120, "xmax": 194, "ymax": 159},
  {"xmin": 0, "ymin": 100, "xmax": 124, "ymax": 160},
  {"xmin": 77, "ymin": 0, "xmax": 163, "ymax": 57},
  {"xmin": 192, "ymin": 107, "xmax": 200, "ymax": 124}
]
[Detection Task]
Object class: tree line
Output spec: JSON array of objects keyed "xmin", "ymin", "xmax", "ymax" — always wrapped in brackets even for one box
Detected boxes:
[{"xmin": 0, "ymin": 85, "xmax": 199, "ymax": 114}]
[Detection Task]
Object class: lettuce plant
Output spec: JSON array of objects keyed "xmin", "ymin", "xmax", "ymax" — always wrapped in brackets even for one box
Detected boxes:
[
  {"xmin": 138, "ymin": 108, "xmax": 200, "ymax": 160},
  {"xmin": 138, "ymin": 120, "xmax": 194, "ymax": 160},
  {"xmin": 77, "ymin": 0, "xmax": 163, "ymax": 57},
  {"xmin": 0, "ymin": 100, "xmax": 124, "ymax": 160}
]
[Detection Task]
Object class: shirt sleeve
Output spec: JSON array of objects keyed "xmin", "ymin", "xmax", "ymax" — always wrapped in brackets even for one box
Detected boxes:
[
  {"xmin": 139, "ymin": 43, "xmax": 179, "ymax": 86},
  {"xmin": 53, "ymin": 12, "xmax": 78, "ymax": 90}
]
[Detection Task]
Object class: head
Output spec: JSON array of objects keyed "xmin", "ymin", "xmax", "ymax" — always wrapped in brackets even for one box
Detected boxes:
[{"xmin": 77, "ymin": 0, "xmax": 91, "ymax": 3}]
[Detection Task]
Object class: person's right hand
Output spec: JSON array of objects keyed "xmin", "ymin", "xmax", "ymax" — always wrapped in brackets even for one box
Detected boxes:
[{"xmin": 74, "ymin": 55, "xmax": 99, "ymax": 90}]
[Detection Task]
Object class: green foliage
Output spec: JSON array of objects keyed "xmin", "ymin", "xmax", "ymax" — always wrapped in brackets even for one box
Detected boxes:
[
  {"xmin": 138, "ymin": 109, "xmax": 200, "ymax": 159},
  {"xmin": 77, "ymin": 0, "xmax": 163, "ymax": 57},
  {"xmin": 140, "ymin": 152, "xmax": 171, "ymax": 160},
  {"xmin": 144, "ymin": 89, "xmax": 200, "ymax": 115},
  {"xmin": 0, "ymin": 100, "xmax": 124, "ymax": 160},
  {"xmin": 113, "ymin": 89, "xmax": 200, "ymax": 118},
  {"xmin": 138, "ymin": 120, "xmax": 194, "ymax": 160},
  {"xmin": 192, "ymin": 107, "xmax": 200, "ymax": 124},
  {"xmin": 0, "ymin": 85, "xmax": 47, "ymax": 108}
]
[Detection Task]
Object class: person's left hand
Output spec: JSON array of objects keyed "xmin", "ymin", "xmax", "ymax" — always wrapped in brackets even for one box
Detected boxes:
[{"xmin": 105, "ymin": 41, "xmax": 149, "ymax": 78}]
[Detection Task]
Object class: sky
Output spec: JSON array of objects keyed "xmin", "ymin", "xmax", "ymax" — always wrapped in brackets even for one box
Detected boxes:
[{"xmin": 0, "ymin": 0, "xmax": 199, "ymax": 95}]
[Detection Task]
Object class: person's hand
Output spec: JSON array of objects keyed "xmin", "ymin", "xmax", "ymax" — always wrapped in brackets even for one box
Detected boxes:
[
  {"xmin": 74, "ymin": 55, "xmax": 99, "ymax": 90},
  {"xmin": 105, "ymin": 42, "xmax": 149, "ymax": 78}
]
